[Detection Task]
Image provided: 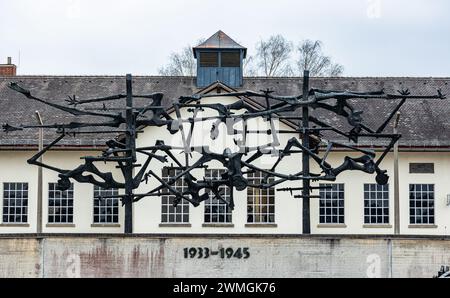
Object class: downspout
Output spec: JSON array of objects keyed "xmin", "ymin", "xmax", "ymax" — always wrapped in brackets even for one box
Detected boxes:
[
  {"xmin": 35, "ymin": 111, "xmax": 43, "ymax": 234},
  {"xmin": 393, "ymin": 112, "xmax": 401, "ymax": 235}
]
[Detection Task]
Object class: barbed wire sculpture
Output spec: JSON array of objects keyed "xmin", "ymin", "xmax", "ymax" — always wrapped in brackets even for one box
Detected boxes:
[{"xmin": 2, "ymin": 72, "xmax": 446, "ymax": 233}]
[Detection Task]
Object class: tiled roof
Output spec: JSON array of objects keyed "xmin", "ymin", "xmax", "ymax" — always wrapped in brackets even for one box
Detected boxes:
[{"xmin": 0, "ymin": 76, "xmax": 449, "ymax": 149}]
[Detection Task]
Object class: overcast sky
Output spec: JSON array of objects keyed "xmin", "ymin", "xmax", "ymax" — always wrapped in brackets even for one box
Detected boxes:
[{"xmin": 1, "ymin": 0, "xmax": 449, "ymax": 76}]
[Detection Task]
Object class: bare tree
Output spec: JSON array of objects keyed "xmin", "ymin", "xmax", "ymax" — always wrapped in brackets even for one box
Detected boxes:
[
  {"xmin": 243, "ymin": 55, "xmax": 258, "ymax": 76},
  {"xmin": 328, "ymin": 63, "xmax": 344, "ymax": 77},
  {"xmin": 159, "ymin": 39, "xmax": 206, "ymax": 76},
  {"xmin": 158, "ymin": 39, "xmax": 204, "ymax": 76},
  {"xmin": 255, "ymin": 35, "xmax": 293, "ymax": 77},
  {"xmin": 158, "ymin": 45, "xmax": 197, "ymax": 76},
  {"xmin": 296, "ymin": 39, "xmax": 344, "ymax": 77}
]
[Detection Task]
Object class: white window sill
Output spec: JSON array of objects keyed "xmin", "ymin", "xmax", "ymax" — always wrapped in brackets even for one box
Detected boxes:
[
  {"xmin": 363, "ymin": 224, "xmax": 392, "ymax": 228},
  {"xmin": 91, "ymin": 223, "xmax": 121, "ymax": 228},
  {"xmin": 159, "ymin": 223, "xmax": 192, "ymax": 228},
  {"xmin": 202, "ymin": 223, "xmax": 234, "ymax": 228},
  {"xmin": 245, "ymin": 223, "xmax": 277, "ymax": 228},
  {"xmin": 0, "ymin": 223, "xmax": 30, "ymax": 227},
  {"xmin": 408, "ymin": 224, "xmax": 438, "ymax": 229},
  {"xmin": 46, "ymin": 223, "xmax": 75, "ymax": 228},
  {"xmin": 317, "ymin": 224, "xmax": 347, "ymax": 228}
]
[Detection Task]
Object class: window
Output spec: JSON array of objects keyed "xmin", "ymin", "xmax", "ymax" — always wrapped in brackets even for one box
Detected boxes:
[
  {"xmin": 409, "ymin": 184, "xmax": 434, "ymax": 224},
  {"xmin": 204, "ymin": 169, "xmax": 232, "ymax": 223},
  {"xmin": 2, "ymin": 183, "xmax": 28, "ymax": 223},
  {"xmin": 319, "ymin": 184, "xmax": 344, "ymax": 224},
  {"xmin": 221, "ymin": 52, "xmax": 240, "ymax": 67},
  {"xmin": 93, "ymin": 186, "xmax": 119, "ymax": 224},
  {"xmin": 364, "ymin": 184, "xmax": 389, "ymax": 224},
  {"xmin": 247, "ymin": 171, "xmax": 275, "ymax": 223},
  {"xmin": 199, "ymin": 52, "xmax": 218, "ymax": 67},
  {"xmin": 48, "ymin": 183, "xmax": 74, "ymax": 223},
  {"xmin": 161, "ymin": 168, "xmax": 189, "ymax": 223},
  {"xmin": 409, "ymin": 163, "xmax": 434, "ymax": 174}
]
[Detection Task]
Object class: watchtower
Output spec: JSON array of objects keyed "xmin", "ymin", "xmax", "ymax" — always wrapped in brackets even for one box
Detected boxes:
[{"xmin": 193, "ymin": 30, "xmax": 247, "ymax": 88}]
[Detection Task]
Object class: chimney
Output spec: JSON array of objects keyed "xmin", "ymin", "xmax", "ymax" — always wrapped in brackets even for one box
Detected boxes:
[{"xmin": 0, "ymin": 57, "xmax": 17, "ymax": 76}]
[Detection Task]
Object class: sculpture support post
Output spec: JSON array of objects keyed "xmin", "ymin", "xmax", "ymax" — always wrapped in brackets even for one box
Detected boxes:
[
  {"xmin": 124, "ymin": 74, "xmax": 134, "ymax": 234},
  {"xmin": 302, "ymin": 70, "xmax": 311, "ymax": 234}
]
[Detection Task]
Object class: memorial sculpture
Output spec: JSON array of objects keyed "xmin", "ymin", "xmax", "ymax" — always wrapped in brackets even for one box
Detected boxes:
[{"xmin": 3, "ymin": 72, "xmax": 445, "ymax": 233}]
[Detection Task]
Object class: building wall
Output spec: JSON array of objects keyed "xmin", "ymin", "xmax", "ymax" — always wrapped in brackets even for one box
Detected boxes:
[
  {"xmin": 0, "ymin": 150, "xmax": 125, "ymax": 234},
  {"xmin": 0, "ymin": 95, "xmax": 449, "ymax": 235},
  {"xmin": 0, "ymin": 235, "xmax": 449, "ymax": 278}
]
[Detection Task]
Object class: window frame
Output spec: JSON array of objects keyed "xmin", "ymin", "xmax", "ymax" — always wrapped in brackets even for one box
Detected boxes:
[
  {"xmin": 363, "ymin": 184, "xmax": 389, "ymax": 225},
  {"xmin": 48, "ymin": 182, "xmax": 74, "ymax": 224},
  {"xmin": 93, "ymin": 186, "xmax": 119, "ymax": 224},
  {"xmin": 246, "ymin": 170, "xmax": 275, "ymax": 224},
  {"xmin": 161, "ymin": 167, "xmax": 190, "ymax": 224},
  {"xmin": 319, "ymin": 183, "xmax": 345, "ymax": 224},
  {"xmin": 2, "ymin": 182, "xmax": 29, "ymax": 224},
  {"xmin": 409, "ymin": 184, "xmax": 435, "ymax": 225},
  {"xmin": 204, "ymin": 169, "xmax": 232, "ymax": 224}
]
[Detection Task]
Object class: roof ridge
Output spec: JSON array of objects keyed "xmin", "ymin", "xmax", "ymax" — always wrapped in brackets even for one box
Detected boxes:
[
  {"xmin": 2, "ymin": 76, "xmax": 449, "ymax": 79},
  {"xmin": 0, "ymin": 75, "xmax": 197, "ymax": 79}
]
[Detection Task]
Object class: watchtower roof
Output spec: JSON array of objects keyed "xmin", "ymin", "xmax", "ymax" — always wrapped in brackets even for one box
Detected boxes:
[{"xmin": 193, "ymin": 30, "xmax": 247, "ymax": 58}]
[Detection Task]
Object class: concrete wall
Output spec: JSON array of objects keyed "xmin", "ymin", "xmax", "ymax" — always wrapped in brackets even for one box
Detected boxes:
[{"xmin": 0, "ymin": 234, "xmax": 449, "ymax": 278}]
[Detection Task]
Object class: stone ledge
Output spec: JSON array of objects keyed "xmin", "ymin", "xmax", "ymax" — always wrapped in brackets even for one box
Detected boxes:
[
  {"xmin": 317, "ymin": 224, "xmax": 347, "ymax": 228},
  {"xmin": 408, "ymin": 224, "xmax": 438, "ymax": 229},
  {"xmin": 0, "ymin": 223, "xmax": 30, "ymax": 227},
  {"xmin": 90, "ymin": 224, "xmax": 121, "ymax": 228},
  {"xmin": 159, "ymin": 223, "xmax": 192, "ymax": 228},
  {"xmin": 202, "ymin": 223, "xmax": 234, "ymax": 228},
  {"xmin": 363, "ymin": 224, "xmax": 393, "ymax": 228},
  {"xmin": 46, "ymin": 223, "xmax": 75, "ymax": 228},
  {"xmin": 245, "ymin": 223, "xmax": 278, "ymax": 228}
]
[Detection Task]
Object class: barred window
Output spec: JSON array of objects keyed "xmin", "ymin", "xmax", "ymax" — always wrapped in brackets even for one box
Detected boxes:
[
  {"xmin": 247, "ymin": 171, "xmax": 275, "ymax": 223},
  {"xmin": 221, "ymin": 52, "xmax": 240, "ymax": 67},
  {"xmin": 199, "ymin": 52, "xmax": 219, "ymax": 67},
  {"xmin": 319, "ymin": 184, "xmax": 344, "ymax": 224},
  {"xmin": 93, "ymin": 186, "xmax": 119, "ymax": 224},
  {"xmin": 204, "ymin": 169, "xmax": 232, "ymax": 223},
  {"xmin": 161, "ymin": 168, "xmax": 189, "ymax": 223},
  {"xmin": 364, "ymin": 184, "xmax": 389, "ymax": 224},
  {"xmin": 2, "ymin": 183, "xmax": 28, "ymax": 223},
  {"xmin": 48, "ymin": 183, "xmax": 74, "ymax": 223},
  {"xmin": 409, "ymin": 184, "xmax": 434, "ymax": 224}
]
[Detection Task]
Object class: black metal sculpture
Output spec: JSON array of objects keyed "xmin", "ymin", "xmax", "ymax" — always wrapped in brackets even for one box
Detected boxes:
[{"xmin": 3, "ymin": 72, "xmax": 445, "ymax": 233}]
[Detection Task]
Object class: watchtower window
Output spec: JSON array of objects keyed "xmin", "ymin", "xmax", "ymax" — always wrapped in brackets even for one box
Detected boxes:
[
  {"xmin": 199, "ymin": 52, "xmax": 218, "ymax": 67},
  {"xmin": 221, "ymin": 52, "xmax": 240, "ymax": 67}
]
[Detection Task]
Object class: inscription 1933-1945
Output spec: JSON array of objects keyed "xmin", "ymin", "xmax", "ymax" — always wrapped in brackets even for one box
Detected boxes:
[{"xmin": 183, "ymin": 247, "xmax": 250, "ymax": 259}]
